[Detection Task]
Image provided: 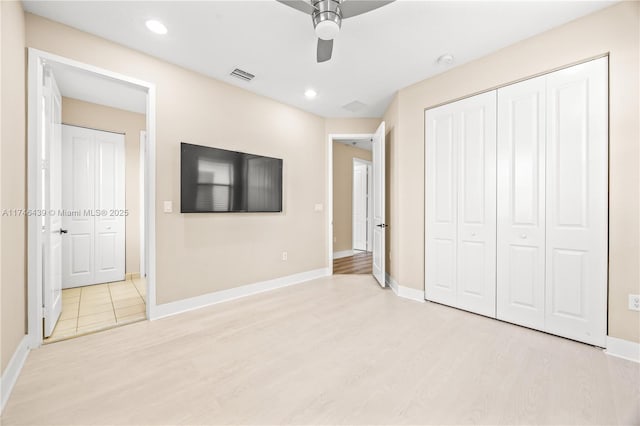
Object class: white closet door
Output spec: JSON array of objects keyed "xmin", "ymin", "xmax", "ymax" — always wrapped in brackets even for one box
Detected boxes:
[
  {"xmin": 497, "ymin": 76, "xmax": 546, "ymax": 329},
  {"xmin": 455, "ymin": 92, "xmax": 497, "ymax": 317},
  {"xmin": 62, "ymin": 125, "xmax": 126, "ymax": 288},
  {"xmin": 425, "ymin": 102, "xmax": 458, "ymax": 307},
  {"xmin": 544, "ymin": 58, "xmax": 608, "ymax": 346},
  {"xmin": 62, "ymin": 125, "xmax": 96, "ymax": 287},
  {"xmin": 94, "ymin": 132, "xmax": 126, "ymax": 284},
  {"xmin": 425, "ymin": 91, "xmax": 496, "ymax": 316}
]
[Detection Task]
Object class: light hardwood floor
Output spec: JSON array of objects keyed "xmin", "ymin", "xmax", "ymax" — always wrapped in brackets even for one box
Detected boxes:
[{"xmin": 2, "ymin": 275, "xmax": 639, "ymax": 425}]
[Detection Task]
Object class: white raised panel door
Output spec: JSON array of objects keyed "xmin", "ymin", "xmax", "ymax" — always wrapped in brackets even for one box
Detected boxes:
[
  {"xmin": 544, "ymin": 58, "xmax": 608, "ymax": 346},
  {"xmin": 43, "ymin": 70, "xmax": 63, "ymax": 337},
  {"xmin": 425, "ymin": 103, "xmax": 458, "ymax": 306},
  {"xmin": 62, "ymin": 125, "xmax": 126, "ymax": 288},
  {"xmin": 455, "ymin": 92, "xmax": 497, "ymax": 317},
  {"xmin": 94, "ymin": 132, "xmax": 126, "ymax": 283},
  {"xmin": 62, "ymin": 125, "xmax": 96, "ymax": 287},
  {"xmin": 352, "ymin": 161, "xmax": 367, "ymax": 251},
  {"xmin": 371, "ymin": 121, "xmax": 386, "ymax": 287},
  {"xmin": 497, "ymin": 76, "xmax": 546, "ymax": 330}
]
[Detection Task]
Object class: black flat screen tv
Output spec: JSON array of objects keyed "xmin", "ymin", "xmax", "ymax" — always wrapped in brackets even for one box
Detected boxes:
[{"xmin": 181, "ymin": 142, "xmax": 283, "ymax": 213}]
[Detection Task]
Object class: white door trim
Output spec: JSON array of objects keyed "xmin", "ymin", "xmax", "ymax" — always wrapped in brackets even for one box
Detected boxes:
[
  {"xmin": 27, "ymin": 48, "xmax": 157, "ymax": 348},
  {"xmin": 326, "ymin": 133, "xmax": 374, "ymax": 274},
  {"xmin": 139, "ymin": 130, "xmax": 146, "ymax": 278}
]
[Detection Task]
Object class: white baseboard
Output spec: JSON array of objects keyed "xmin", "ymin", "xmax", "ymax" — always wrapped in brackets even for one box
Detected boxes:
[
  {"xmin": 386, "ymin": 272, "xmax": 399, "ymax": 295},
  {"xmin": 385, "ymin": 272, "xmax": 425, "ymax": 303},
  {"xmin": 150, "ymin": 268, "xmax": 330, "ymax": 320},
  {"xmin": 1, "ymin": 335, "xmax": 30, "ymax": 414},
  {"xmin": 605, "ymin": 336, "xmax": 640, "ymax": 363},
  {"xmin": 333, "ymin": 250, "xmax": 355, "ymax": 259}
]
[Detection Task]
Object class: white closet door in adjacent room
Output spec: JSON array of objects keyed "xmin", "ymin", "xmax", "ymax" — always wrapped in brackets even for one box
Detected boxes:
[
  {"xmin": 62, "ymin": 125, "xmax": 126, "ymax": 288},
  {"xmin": 496, "ymin": 76, "xmax": 546, "ymax": 330},
  {"xmin": 94, "ymin": 131, "xmax": 126, "ymax": 284},
  {"xmin": 425, "ymin": 102, "xmax": 458, "ymax": 307},
  {"xmin": 544, "ymin": 58, "xmax": 608, "ymax": 347},
  {"xmin": 455, "ymin": 91, "xmax": 497, "ymax": 317}
]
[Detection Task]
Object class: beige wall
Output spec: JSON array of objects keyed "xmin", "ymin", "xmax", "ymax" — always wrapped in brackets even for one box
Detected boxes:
[
  {"xmin": 332, "ymin": 143, "xmax": 372, "ymax": 253},
  {"xmin": 61, "ymin": 97, "xmax": 145, "ymax": 275},
  {"xmin": 325, "ymin": 118, "xmax": 380, "ymax": 136},
  {"xmin": 26, "ymin": 14, "xmax": 327, "ymax": 305},
  {"xmin": 386, "ymin": 2, "xmax": 640, "ymax": 342},
  {"xmin": 1, "ymin": 0, "xmax": 26, "ymax": 373}
]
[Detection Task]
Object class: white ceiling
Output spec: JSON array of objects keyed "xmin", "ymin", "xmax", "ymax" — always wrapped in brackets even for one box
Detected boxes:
[
  {"xmin": 23, "ymin": 0, "xmax": 614, "ymax": 118},
  {"xmin": 49, "ymin": 61, "xmax": 147, "ymax": 114}
]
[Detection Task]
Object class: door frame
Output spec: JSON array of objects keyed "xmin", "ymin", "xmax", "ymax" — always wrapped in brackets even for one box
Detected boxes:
[
  {"xmin": 352, "ymin": 158, "xmax": 372, "ymax": 252},
  {"xmin": 27, "ymin": 48, "xmax": 157, "ymax": 347},
  {"xmin": 326, "ymin": 133, "xmax": 374, "ymax": 273}
]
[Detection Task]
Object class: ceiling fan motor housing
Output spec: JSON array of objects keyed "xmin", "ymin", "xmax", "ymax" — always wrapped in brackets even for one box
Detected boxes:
[{"xmin": 312, "ymin": 0, "xmax": 342, "ymax": 40}]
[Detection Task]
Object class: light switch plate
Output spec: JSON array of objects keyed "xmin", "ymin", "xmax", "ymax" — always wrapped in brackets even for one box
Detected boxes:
[
  {"xmin": 314, "ymin": 203, "xmax": 323, "ymax": 212},
  {"xmin": 163, "ymin": 201, "xmax": 173, "ymax": 213},
  {"xmin": 629, "ymin": 294, "xmax": 640, "ymax": 311}
]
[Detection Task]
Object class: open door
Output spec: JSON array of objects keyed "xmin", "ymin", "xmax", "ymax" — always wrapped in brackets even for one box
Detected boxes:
[
  {"xmin": 372, "ymin": 121, "xmax": 386, "ymax": 287},
  {"xmin": 43, "ymin": 68, "xmax": 63, "ymax": 337}
]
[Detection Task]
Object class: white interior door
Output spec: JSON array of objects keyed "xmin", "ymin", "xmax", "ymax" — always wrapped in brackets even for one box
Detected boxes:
[
  {"xmin": 62, "ymin": 125, "xmax": 126, "ymax": 288},
  {"xmin": 371, "ymin": 122, "xmax": 386, "ymax": 287},
  {"xmin": 425, "ymin": 103, "xmax": 458, "ymax": 307},
  {"xmin": 425, "ymin": 92, "xmax": 496, "ymax": 317},
  {"xmin": 544, "ymin": 58, "xmax": 608, "ymax": 347},
  {"xmin": 43, "ymin": 69, "xmax": 63, "ymax": 337},
  {"xmin": 366, "ymin": 163, "xmax": 373, "ymax": 252},
  {"xmin": 352, "ymin": 160, "xmax": 368, "ymax": 251},
  {"xmin": 497, "ymin": 75, "xmax": 546, "ymax": 330},
  {"xmin": 455, "ymin": 92, "xmax": 497, "ymax": 317}
]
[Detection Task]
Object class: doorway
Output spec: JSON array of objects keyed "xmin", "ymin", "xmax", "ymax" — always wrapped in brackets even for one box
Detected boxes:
[
  {"xmin": 328, "ymin": 123, "xmax": 386, "ymax": 284},
  {"xmin": 27, "ymin": 49, "xmax": 157, "ymax": 346}
]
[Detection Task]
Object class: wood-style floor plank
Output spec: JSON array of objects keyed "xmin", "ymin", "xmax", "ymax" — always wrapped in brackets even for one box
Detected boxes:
[
  {"xmin": 333, "ymin": 252, "xmax": 372, "ymax": 274},
  {"xmin": 2, "ymin": 275, "xmax": 638, "ymax": 425}
]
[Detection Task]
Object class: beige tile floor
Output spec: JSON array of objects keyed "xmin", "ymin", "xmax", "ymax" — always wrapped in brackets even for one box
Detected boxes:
[{"xmin": 44, "ymin": 276, "xmax": 146, "ymax": 343}]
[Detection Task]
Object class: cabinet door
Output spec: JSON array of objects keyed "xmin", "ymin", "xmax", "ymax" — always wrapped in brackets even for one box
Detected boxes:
[
  {"xmin": 497, "ymin": 76, "xmax": 546, "ymax": 329},
  {"xmin": 545, "ymin": 57, "xmax": 608, "ymax": 347},
  {"xmin": 425, "ymin": 103, "xmax": 458, "ymax": 307},
  {"xmin": 455, "ymin": 91, "xmax": 497, "ymax": 317}
]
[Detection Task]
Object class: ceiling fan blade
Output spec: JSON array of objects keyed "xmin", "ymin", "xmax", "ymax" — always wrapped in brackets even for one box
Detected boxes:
[
  {"xmin": 317, "ymin": 38, "xmax": 333, "ymax": 63},
  {"xmin": 276, "ymin": 0, "xmax": 316, "ymax": 15},
  {"xmin": 340, "ymin": 0, "xmax": 395, "ymax": 19}
]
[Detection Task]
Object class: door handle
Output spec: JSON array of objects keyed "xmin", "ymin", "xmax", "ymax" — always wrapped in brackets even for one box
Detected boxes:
[
  {"xmin": 376, "ymin": 224, "xmax": 388, "ymax": 228},
  {"xmin": 59, "ymin": 228, "xmax": 68, "ymax": 234}
]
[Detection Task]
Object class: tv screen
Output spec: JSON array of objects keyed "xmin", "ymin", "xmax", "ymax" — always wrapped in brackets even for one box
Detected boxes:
[{"xmin": 181, "ymin": 143, "xmax": 283, "ymax": 213}]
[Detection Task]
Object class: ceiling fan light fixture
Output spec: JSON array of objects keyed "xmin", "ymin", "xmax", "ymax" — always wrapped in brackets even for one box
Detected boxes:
[{"xmin": 315, "ymin": 20, "xmax": 340, "ymax": 40}]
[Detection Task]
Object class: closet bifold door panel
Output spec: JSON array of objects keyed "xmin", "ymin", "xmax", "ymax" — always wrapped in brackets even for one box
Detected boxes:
[
  {"xmin": 425, "ymin": 91, "xmax": 497, "ymax": 317},
  {"xmin": 544, "ymin": 58, "xmax": 608, "ymax": 347},
  {"xmin": 496, "ymin": 76, "xmax": 546, "ymax": 330}
]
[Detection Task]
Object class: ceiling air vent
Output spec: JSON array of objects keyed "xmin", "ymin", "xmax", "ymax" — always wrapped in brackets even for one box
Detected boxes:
[
  {"xmin": 342, "ymin": 100, "xmax": 366, "ymax": 113},
  {"xmin": 230, "ymin": 68, "xmax": 255, "ymax": 82}
]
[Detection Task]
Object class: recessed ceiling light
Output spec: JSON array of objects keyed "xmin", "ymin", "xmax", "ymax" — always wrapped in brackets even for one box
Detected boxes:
[
  {"xmin": 437, "ymin": 53, "xmax": 455, "ymax": 66},
  {"xmin": 305, "ymin": 89, "xmax": 317, "ymax": 99},
  {"xmin": 145, "ymin": 19, "xmax": 168, "ymax": 35}
]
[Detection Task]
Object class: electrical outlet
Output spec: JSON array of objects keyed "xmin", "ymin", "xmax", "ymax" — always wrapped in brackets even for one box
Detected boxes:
[
  {"xmin": 629, "ymin": 294, "xmax": 640, "ymax": 311},
  {"xmin": 282, "ymin": 251, "xmax": 288, "ymax": 261}
]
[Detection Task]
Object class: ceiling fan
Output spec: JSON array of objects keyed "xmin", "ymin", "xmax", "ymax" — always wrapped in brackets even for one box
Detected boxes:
[{"xmin": 277, "ymin": 0, "xmax": 395, "ymax": 63}]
